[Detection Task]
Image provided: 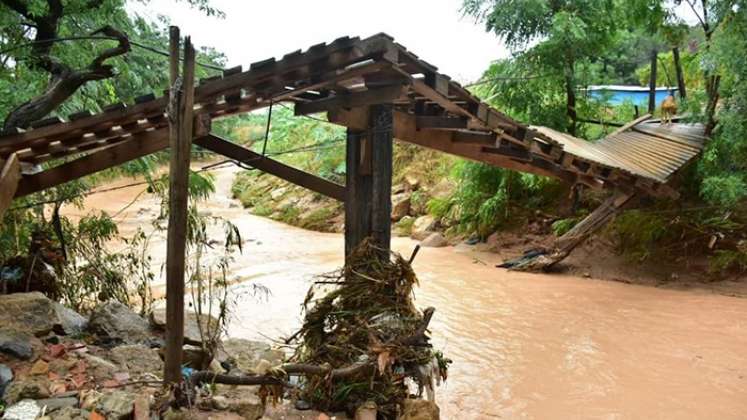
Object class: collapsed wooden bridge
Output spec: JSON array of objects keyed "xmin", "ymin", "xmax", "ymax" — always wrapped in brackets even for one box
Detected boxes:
[{"xmin": 0, "ymin": 30, "xmax": 706, "ymax": 379}]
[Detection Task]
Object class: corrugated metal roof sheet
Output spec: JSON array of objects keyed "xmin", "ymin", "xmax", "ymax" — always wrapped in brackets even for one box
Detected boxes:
[{"xmin": 531, "ymin": 120, "xmax": 706, "ymax": 183}]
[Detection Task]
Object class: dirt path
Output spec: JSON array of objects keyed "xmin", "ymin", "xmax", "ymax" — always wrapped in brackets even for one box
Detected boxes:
[{"xmin": 71, "ymin": 165, "xmax": 747, "ymax": 419}]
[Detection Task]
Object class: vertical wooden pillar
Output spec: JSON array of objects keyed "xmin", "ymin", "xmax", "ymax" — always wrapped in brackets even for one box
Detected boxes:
[
  {"xmin": 648, "ymin": 49, "xmax": 658, "ymax": 114},
  {"xmin": 369, "ymin": 103, "xmax": 393, "ymax": 252},
  {"xmin": 344, "ymin": 104, "xmax": 394, "ymax": 257},
  {"xmin": 164, "ymin": 27, "xmax": 196, "ymax": 384},
  {"xmin": 672, "ymin": 47, "xmax": 687, "ymax": 100}
]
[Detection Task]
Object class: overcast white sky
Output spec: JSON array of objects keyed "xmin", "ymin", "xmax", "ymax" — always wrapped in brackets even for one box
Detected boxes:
[{"xmin": 127, "ymin": 0, "xmax": 509, "ymax": 83}]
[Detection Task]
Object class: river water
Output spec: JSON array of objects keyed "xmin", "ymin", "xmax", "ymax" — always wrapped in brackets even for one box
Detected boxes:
[{"xmin": 75, "ymin": 165, "xmax": 747, "ymax": 419}]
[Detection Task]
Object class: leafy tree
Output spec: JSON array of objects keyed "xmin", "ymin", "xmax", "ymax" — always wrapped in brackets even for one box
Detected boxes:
[{"xmin": 463, "ymin": 0, "xmax": 620, "ymax": 135}]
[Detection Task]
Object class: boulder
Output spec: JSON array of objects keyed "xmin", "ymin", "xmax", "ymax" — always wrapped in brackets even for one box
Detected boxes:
[
  {"xmin": 354, "ymin": 401, "xmax": 377, "ymax": 420},
  {"xmin": 34, "ymin": 397, "xmax": 78, "ymax": 413},
  {"xmin": 45, "ymin": 406, "xmax": 90, "ymax": 420},
  {"xmin": 3, "ymin": 377, "xmax": 50, "ymax": 404},
  {"xmin": 411, "ymin": 216, "xmax": 437, "ymax": 241},
  {"xmin": 110, "ymin": 344, "xmax": 163, "ymax": 378},
  {"xmin": 420, "ymin": 233, "xmax": 447, "ymax": 248},
  {"xmin": 0, "ymin": 292, "xmax": 68, "ymax": 336},
  {"xmin": 151, "ymin": 309, "xmax": 220, "ymax": 345},
  {"xmin": 405, "ymin": 175, "xmax": 421, "ymax": 191},
  {"xmin": 96, "ymin": 391, "xmax": 135, "ymax": 420},
  {"xmin": 88, "ymin": 302, "xmax": 151, "ymax": 344},
  {"xmin": 52, "ymin": 303, "xmax": 87, "ymax": 336},
  {"xmin": 0, "ymin": 363, "xmax": 13, "ymax": 396},
  {"xmin": 218, "ymin": 339, "xmax": 284, "ymax": 374},
  {"xmin": 0, "ymin": 329, "xmax": 34, "ymax": 360},
  {"xmin": 226, "ymin": 395, "xmax": 264, "ymax": 420},
  {"xmin": 2, "ymin": 399, "xmax": 41, "ymax": 420},
  {"xmin": 400, "ymin": 399, "xmax": 440, "ymax": 420},
  {"xmin": 391, "ymin": 193, "xmax": 411, "ymax": 222}
]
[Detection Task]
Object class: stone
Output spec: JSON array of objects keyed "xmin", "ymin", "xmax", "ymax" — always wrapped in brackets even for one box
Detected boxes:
[
  {"xmin": 35, "ymin": 397, "xmax": 78, "ymax": 413},
  {"xmin": 411, "ymin": 216, "xmax": 437, "ymax": 241},
  {"xmin": 0, "ymin": 292, "xmax": 83, "ymax": 337},
  {"xmin": 96, "ymin": 391, "xmax": 134, "ymax": 420},
  {"xmin": 0, "ymin": 363, "xmax": 13, "ymax": 396},
  {"xmin": 420, "ymin": 232, "xmax": 447, "ymax": 248},
  {"xmin": 227, "ymin": 395, "xmax": 264, "ymax": 420},
  {"xmin": 400, "ymin": 399, "xmax": 440, "ymax": 420},
  {"xmin": 47, "ymin": 406, "xmax": 90, "ymax": 420},
  {"xmin": 150, "ymin": 309, "xmax": 220, "ymax": 345},
  {"xmin": 405, "ymin": 175, "xmax": 421, "ymax": 191},
  {"xmin": 218, "ymin": 339, "xmax": 284, "ymax": 374},
  {"xmin": 182, "ymin": 344, "xmax": 209, "ymax": 369},
  {"xmin": 270, "ymin": 187, "xmax": 287, "ymax": 201},
  {"xmin": 80, "ymin": 354, "xmax": 118, "ymax": 380},
  {"xmin": 109, "ymin": 344, "xmax": 163, "ymax": 378},
  {"xmin": 354, "ymin": 401, "xmax": 377, "ymax": 420},
  {"xmin": 0, "ymin": 329, "xmax": 34, "ymax": 360},
  {"xmin": 211, "ymin": 395, "xmax": 230, "ymax": 410},
  {"xmin": 29, "ymin": 360, "xmax": 49, "ymax": 375},
  {"xmin": 52, "ymin": 303, "xmax": 88, "ymax": 336},
  {"xmin": 2, "ymin": 399, "xmax": 41, "ymax": 420},
  {"xmin": 133, "ymin": 394, "xmax": 150, "ymax": 420},
  {"xmin": 3, "ymin": 378, "xmax": 50, "ymax": 404},
  {"xmin": 391, "ymin": 193, "xmax": 411, "ymax": 222},
  {"xmin": 88, "ymin": 302, "xmax": 151, "ymax": 344}
]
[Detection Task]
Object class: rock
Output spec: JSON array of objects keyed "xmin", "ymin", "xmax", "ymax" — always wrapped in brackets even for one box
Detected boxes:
[
  {"xmin": 391, "ymin": 193, "xmax": 411, "ymax": 222},
  {"xmin": 29, "ymin": 360, "xmax": 49, "ymax": 375},
  {"xmin": 35, "ymin": 397, "xmax": 78, "ymax": 413},
  {"xmin": 151, "ymin": 309, "xmax": 220, "ymax": 345},
  {"xmin": 52, "ymin": 303, "xmax": 87, "ymax": 336},
  {"xmin": 354, "ymin": 401, "xmax": 377, "ymax": 420},
  {"xmin": 218, "ymin": 339, "xmax": 284, "ymax": 374},
  {"xmin": 270, "ymin": 187, "xmax": 287, "ymax": 201},
  {"xmin": 182, "ymin": 344, "xmax": 209, "ymax": 369},
  {"xmin": 411, "ymin": 216, "xmax": 437, "ymax": 240},
  {"xmin": 400, "ymin": 399, "xmax": 440, "ymax": 420},
  {"xmin": 420, "ymin": 232, "xmax": 447, "ymax": 248},
  {"xmin": 3, "ymin": 378, "xmax": 50, "ymax": 404},
  {"xmin": 0, "ymin": 363, "xmax": 13, "ymax": 396},
  {"xmin": 96, "ymin": 391, "xmax": 134, "ymax": 420},
  {"xmin": 2, "ymin": 399, "xmax": 41, "ymax": 420},
  {"xmin": 0, "ymin": 292, "xmax": 81, "ymax": 337},
  {"xmin": 211, "ymin": 395, "xmax": 230, "ymax": 411},
  {"xmin": 80, "ymin": 354, "xmax": 118, "ymax": 380},
  {"xmin": 227, "ymin": 395, "xmax": 264, "ymax": 420},
  {"xmin": 88, "ymin": 302, "xmax": 150, "ymax": 344},
  {"xmin": 46, "ymin": 406, "xmax": 90, "ymax": 420},
  {"xmin": 405, "ymin": 175, "xmax": 420, "ymax": 191},
  {"xmin": 0, "ymin": 329, "xmax": 34, "ymax": 360},
  {"xmin": 110, "ymin": 344, "xmax": 163, "ymax": 378}
]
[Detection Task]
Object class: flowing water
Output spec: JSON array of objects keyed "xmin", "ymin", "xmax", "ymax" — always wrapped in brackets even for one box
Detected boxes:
[{"xmin": 75, "ymin": 165, "xmax": 747, "ymax": 419}]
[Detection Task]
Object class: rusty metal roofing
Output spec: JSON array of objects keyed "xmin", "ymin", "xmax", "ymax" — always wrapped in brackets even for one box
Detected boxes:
[{"xmin": 532, "ymin": 119, "xmax": 706, "ymax": 183}]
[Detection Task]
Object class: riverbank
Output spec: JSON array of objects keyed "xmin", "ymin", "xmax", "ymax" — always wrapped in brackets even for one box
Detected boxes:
[{"xmin": 63, "ymin": 164, "xmax": 747, "ymax": 418}]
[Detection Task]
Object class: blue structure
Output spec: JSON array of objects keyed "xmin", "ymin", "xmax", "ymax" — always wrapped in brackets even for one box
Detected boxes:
[{"xmin": 584, "ymin": 85, "xmax": 678, "ymax": 106}]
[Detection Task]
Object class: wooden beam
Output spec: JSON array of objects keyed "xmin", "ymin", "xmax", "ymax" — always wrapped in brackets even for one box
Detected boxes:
[
  {"xmin": 193, "ymin": 134, "xmax": 345, "ymax": 201},
  {"xmin": 0, "ymin": 154, "xmax": 20, "ymax": 220},
  {"xmin": 164, "ymin": 28, "xmax": 193, "ymax": 385},
  {"xmin": 344, "ymin": 128, "xmax": 372, "ymax": 256},
  {"xmin": 294, "ymin": 84, "xmax": 403, "ymax": 115},
  {"xmin": 415, "ymin": 116, "xmax": 468, "ymax": 130},
  {"xmin": 451, "ymin": 130, "xmax": 497, "ymax": 146},
  {"xmin": 15, "ymin": 128, "xmax": 169, "ymax": 197},
  {"xmin": 369, "ymin": 103, "xmax": 393, "ymax": 253}
]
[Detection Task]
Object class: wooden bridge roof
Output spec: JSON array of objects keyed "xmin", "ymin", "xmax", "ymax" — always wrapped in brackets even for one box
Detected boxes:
[{"xmin": 0, "ymin": 33, "xmax": 707, "ymax": 201}]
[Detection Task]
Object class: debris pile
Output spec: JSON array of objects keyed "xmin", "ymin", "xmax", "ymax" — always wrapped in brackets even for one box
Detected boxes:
[{"xmin": 290, "ymin": 239, "xmax": 450, "ymax": 417}]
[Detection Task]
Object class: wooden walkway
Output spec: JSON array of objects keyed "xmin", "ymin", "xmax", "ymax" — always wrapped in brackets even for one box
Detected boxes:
[{"xmin": 0, "ymin": 33, "xmax": 704, "ymax": 203}]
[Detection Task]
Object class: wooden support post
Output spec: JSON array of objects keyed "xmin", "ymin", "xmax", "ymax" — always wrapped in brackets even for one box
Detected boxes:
[
  {"xmin": 343, "ymin": 104, "xmax": 394, "ymax": 257},
  {"xmin": 648, "ymin": 49, "xmax": 658, "ymax": 114},
  {"xmin": 344, "ymin": 127, "xmax": 372, "ymax": 257},
  {"xmin": 370, "ymin": 103, "xmax": 393, "ymax": 252},
  {"xmin": 0, "ymin": 154, "xmax": 20, "ymax": 221},
  {"xmin": 164, "ymin": 27, "xmax": 196, "ymax": 384}
]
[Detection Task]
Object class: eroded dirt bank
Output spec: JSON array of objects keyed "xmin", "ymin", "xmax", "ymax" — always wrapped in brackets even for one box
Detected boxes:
[{"xmin": 72, "ymin": 165, "xmax": 747, "ymax": 419}]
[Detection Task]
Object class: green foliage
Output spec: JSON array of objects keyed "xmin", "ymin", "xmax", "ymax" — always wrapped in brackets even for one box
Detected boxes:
[{"xmin": 551, "ymin": 217, "xmax": 580, "ymax": 236}]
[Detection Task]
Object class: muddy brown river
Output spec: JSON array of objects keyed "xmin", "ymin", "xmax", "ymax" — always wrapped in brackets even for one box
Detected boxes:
[{"xmin": 72, "ymin": 165, "xmax": 747, "ymax": 419}]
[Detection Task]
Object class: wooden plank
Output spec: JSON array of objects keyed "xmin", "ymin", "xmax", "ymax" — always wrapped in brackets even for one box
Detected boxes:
[
  {"xmin": 0, "ymin": 154, "xmax": 20, "ymax": 220},
  {"xmin": 15, "ymin": 128, "xmax": 169, "ymax": 197},
  {"xmin": 344, "ymin": 128, "xmax": 372, "ymax": 257},
  {"xmin": 606, "ymin": 113, "xmax": 652, "ymax": 138},
  {"xmin": 294, "ymin": 84, "xmax": 403, "ymax": 115},
  {"xmin": 164, "ymin": 27, "xmax": 191, "ymax": 385},
  {"xmin": 451, "ymin": 130, "xmax": 497, "ymax": 146},
  {"xmin": 415, "ymin": 116, "xmax": 468, "ymax": 130},
  {"xmin": 193, "ymin": 134, "xmax": 345, "ymax": 201},
  {"xmin": 369, "ymin": 103, "xmax": 393, "ymax": 253}
]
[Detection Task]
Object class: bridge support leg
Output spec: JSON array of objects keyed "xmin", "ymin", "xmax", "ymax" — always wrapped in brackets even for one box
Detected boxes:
[{"xmin": 344, "ymin": 104, "xmax": 393, "ymax": 257}]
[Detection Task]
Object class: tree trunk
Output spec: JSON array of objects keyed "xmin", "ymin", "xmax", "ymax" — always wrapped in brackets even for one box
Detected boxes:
[
  {"xmin": 564, "ymin": 65, "xmax": 577, "ymax": 136},
  {"xmin": 672, "ymin": 47, "xmax": 687, "ymax": 100},
  {"xmin": 648, "ymin": 49, "xmax": 658, "ymax": 114}
]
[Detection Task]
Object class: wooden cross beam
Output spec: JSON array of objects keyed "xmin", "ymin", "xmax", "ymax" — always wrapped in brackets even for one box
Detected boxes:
[
  {"xmin": 193, "ymin": 134, "xmax": 345, "ymax": 201},
  {"xmin": 294, "ymin": 84, "xmax": 404, "ymax": 116},
  {"xmin": 0, "ymin": 154, "xmax": 20, "ymax": 221}
]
